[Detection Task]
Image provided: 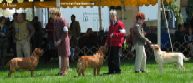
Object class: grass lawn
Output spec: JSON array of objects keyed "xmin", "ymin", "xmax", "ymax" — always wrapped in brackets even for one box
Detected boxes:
[{"xmin": 0, "ymin": 60, "xmax": 193, "ymax": 83}]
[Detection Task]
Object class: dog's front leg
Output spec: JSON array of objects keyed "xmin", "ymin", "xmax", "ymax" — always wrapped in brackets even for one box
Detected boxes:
[
  {"xmin": 82, "ymin": 71, "xmax": 85, "ymax": 76},
  {"xmin": 96, "ymin": 67, "xmax": 100, "ymax": 75},
  {"xmin": 93, "ymin": 68, "xmax": 97, "ymax": 76},
  {"xmin": 8, "ymin": 65, "xmax": 15, "ymax": 77},
  {"xmin": 31, "ymin": 70, "xmax": 34, "ymax": 77},
  {"xmin": 8, "ymin": 71, "xmax": 13, "ymax": 77},
  {"xmin": 159, "ymin": 63, "xmax": 163, "ymax": 74},
  {"xmin": 78, "ymin": 71, "xmax": 81, "ymax": 76}
]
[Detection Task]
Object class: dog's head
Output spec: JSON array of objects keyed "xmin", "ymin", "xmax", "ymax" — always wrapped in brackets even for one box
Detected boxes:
[
  {"xmin": 33, "ymin": 48, "xmax": 44, "ymax": 56},
  {"xmin": 150, "ymin": 44, "xmax": 161, "ymax": 52},
  {"xmin": 98, "ymin": 46, "xmax": 107, "ymax": 56}
]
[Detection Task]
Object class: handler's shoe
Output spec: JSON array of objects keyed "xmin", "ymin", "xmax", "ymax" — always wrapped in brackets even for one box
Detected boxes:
[
  {"xmin": 58, "ymin": 72, "xmax": 67, "ymax": 76},
  {"xmin": 141, "ymin": 71, "xmax": 147, "ymax": 73},
  {"xmin": 135, "ymin": 71, "xmax": 140, "ymax": 73}
]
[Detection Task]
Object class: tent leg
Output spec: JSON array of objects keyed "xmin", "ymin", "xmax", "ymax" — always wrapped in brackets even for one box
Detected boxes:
[{"xmin": 158, "ymin": 0, "xmax": 161, "ymax": 46}]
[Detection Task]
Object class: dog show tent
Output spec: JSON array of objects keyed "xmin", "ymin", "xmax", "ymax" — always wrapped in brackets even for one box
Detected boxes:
[
  {"xmin": 0, "ymin": 0, "xmax": 174, "ymax": 67},
  {"xmin": 0, "ymin": 0, "xmax": 174, "ymax": 46}
]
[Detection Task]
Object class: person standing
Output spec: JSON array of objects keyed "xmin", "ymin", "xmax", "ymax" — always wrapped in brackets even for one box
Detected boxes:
[
  {"xmin": 13, "ymin": 13, "xmax": 34, "ymax": 57},
  {"xmin": 51, "ymin": 9, "xmax": 70, "ymax": 76},
  {"xmin": 105, "ymin": 10, "xmax": 126, "ymax": 74},
  {"xmin": 31, "ymin": 16, "xmax": 43, "ymax": 51},
  {"xmin": 174, "ymin": 24, "xmax": 186, "ymax": 51},
  {"xmin": 69, "ymin": 14, "xmax": 80, "ymax": 62},
  {"xmin": 132, "ymin": 12, "xmax": 151, "ymax": 73},
  {"xmin": 0, "ymin": 16, "xmax": 9, "ymax": 66},
  {"xmin": 184, "ymin": 25, "xmax": 193, "ymax": 57},
  {"xmin": 8, "ymin": 13, "xmax": 18, "ymax": 56},
  {"xmin": 45, "ymin": 17, "xmax": 55, "ymax": 63}
]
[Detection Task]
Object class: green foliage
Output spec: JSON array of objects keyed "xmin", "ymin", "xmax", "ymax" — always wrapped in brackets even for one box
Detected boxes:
[
  {"xmin": 122, "ymin": 42, "xmax": 128, "ymax": 50},
  {"xmin": 187, "ymin": 0, "xmax": 193, "ymax": 18},
  {"xmin": 167, "ymin": 0, "xmax": 183, "ymax": 25}
]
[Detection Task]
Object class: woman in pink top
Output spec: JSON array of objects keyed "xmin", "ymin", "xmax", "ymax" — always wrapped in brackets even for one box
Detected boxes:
[{"xmin": 51, "ymin": 9, "xmax": 70, "ymax": 76}]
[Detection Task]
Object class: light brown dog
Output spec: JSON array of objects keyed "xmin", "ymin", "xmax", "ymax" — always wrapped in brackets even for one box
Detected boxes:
[
  {"xmin": 150, "ymin": 44, "xmax": 189, "ymax": 73},
  {"xmin": 7, "ymin": 48, "xmax": 43, "ymax": 77},
  {"xmin": 77, "ymin": 46, "xmax": 106, "ymax": 76}
]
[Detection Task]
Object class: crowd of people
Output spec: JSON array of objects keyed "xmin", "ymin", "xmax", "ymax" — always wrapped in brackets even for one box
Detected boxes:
[{"xmin": 174, "ymin": 23, "xmax": 193, "ymax": 57}]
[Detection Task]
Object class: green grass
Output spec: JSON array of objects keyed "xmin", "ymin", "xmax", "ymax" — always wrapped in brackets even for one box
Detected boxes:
[{"xmin": 1, "ymin": 60, "xmax": 193, "ymax": 83}]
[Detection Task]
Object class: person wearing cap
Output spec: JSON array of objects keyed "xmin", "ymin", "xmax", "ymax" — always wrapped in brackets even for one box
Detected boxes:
[
  {"xmin": 132, "ymin": 12, "xmax": 151, "ymax": 73},
  {"xmin": 104, "ymin": 10, "xmax": 126, "ymax": 74},
  {"xmin": 51, "ymin": 10, "xmax": 70, "ymax": 76},
  {"xmin": 69, "ymin": 14, "xmax": 80, "ymax": 62}
]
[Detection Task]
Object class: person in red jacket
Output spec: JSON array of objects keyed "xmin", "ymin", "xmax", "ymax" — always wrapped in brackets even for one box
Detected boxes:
[{"xmin": 104, "ymin": 10, "xmax": 126, "ymax": 74}]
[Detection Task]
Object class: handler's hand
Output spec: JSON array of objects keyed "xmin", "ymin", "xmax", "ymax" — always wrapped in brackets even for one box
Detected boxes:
[{"xmin": 55, "ymin": 40, "xmax": 61, "ymax": 47}]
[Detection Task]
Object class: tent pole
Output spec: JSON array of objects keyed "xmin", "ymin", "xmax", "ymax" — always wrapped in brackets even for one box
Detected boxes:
[
  {"xmin": 98, "ymin": 0, "xmax": 103, "ymax": 31},
  {"xmin": 161, "ymin": 0, "xmax": 173, "ymax": 52},
  {"xmin": 32, "ymin": 6, "xmax": 35, "ymax": 17},
  {"xmin": 56, "ymin": 0, "xmax": 61, "ymax": 69},
  {"xmin": 158, "ymin": 0, "xmax": 161, "ymax": 46},
  {"xmin": 47, "ymin": 8, "xmax": 49, "ymax": 19},
  {"xmin": 56, "ymin": 0, "xmax": 60, "ymax": 8},
  {"xmin": 32, "ymin": 2, "xmax": 35, "ymax": 17},
  {"xmin": 121, "ymin": 0, "xmax": 124, "ymax": 21}
]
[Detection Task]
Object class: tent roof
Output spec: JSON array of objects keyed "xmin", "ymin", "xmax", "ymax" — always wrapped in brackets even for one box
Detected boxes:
[
  {"xmin": 0, "ymin": 1, "xmax": 55, "ymax": 8},
  {"xmin": 0, "ymin": 0, "xmax": 173, "ymax": 8},
  {"xmin": 0, "ymin": 0, "xmax": 51, "ymax": 3},
  {"xmin": 61, "ymin": 0, "xmax": 157, "ymax": 6},
  {"xmin": 60, "ymin": 0, "xmax": 173, "ymax": 7}
]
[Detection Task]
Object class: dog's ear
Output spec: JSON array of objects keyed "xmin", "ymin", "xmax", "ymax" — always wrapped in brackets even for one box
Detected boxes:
[
  {"xmin": 38, "ymin": 48, "xmax": 44, "ymax": 53},
  {"xmin": 155, "ymin": 47, "xmax": 159, "ymax": 50},
  {"xmin": 150, "ymin": 44, "xmax": 154, "ymax": 48},
  {"xmin": 99, "ymin": 46, "xmax": 107, "ymax": 53},
  {"xmin": 154, "ymin": 45, "xmax": 160, "ymax": 51},
  {"xmin": 34, "ymin": 48, "xmax": 43, "ymax": 55}
]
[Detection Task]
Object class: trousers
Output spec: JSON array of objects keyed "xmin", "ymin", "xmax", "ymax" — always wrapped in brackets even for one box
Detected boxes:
[
  {"xmin": 16, "ymin": 39, "xmax": 31, "ymax": 57},
  {"xmin": 108, "ymin": 46, "xmax": 121, "ymax": 73},
  {"xmin": 134, "ymin": 44, "xmax": 146, "ymax": 71}
]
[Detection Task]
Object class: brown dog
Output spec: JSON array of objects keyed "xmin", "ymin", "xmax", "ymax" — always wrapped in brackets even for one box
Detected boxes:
[
  {"xmin": 77, "ymin": 46, "xmax": 106, "ymax": 76},
  {"xmin": 7, "ymin": 48, "xmax": 43, "ymax": 77}
]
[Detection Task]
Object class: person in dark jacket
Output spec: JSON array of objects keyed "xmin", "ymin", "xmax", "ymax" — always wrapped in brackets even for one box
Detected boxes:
[
  {"xmin": 174, "ymin": 24, "xmax": 186, "ymax": 51},
  {"xmin": 184, "ymin": 26, "xmax": 193, "ymax": 57},
  {"xmin": 0, "ymin": 16, "xmax": 9, "ymax": 67},
  {"xmin": 31, "ymin": 16, "xmax": 43, "ymax": 51},
  {"xmin": 69, "ymin": 14, "xmax": 80, "ymax": 62},
  {"xmin": 44, "ymin": 17, "xmax": 56, "ymax": 63}
]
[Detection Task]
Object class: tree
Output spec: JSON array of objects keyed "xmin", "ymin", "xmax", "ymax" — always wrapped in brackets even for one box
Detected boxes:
[
  {"xmin": 186, "ymin": 0, "xmax": 193, "ymax": 22},
  {"xmin": 167, "ymin": 0, "xmax": 183, "ymax": 25}
]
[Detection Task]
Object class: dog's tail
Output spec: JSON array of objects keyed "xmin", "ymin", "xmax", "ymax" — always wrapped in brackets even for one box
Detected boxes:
[
  {"xmin": 183, "ymin": 55, "xmax": 190, "ymax": 61},
  {"xmin": 6, "ymin": 60, "xmax": 11, "ymax": 67}
]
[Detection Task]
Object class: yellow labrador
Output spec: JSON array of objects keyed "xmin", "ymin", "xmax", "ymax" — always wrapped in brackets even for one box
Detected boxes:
[{"xmin": 150, "ymin": 44, "xmax": 189, "ymax": 73}]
